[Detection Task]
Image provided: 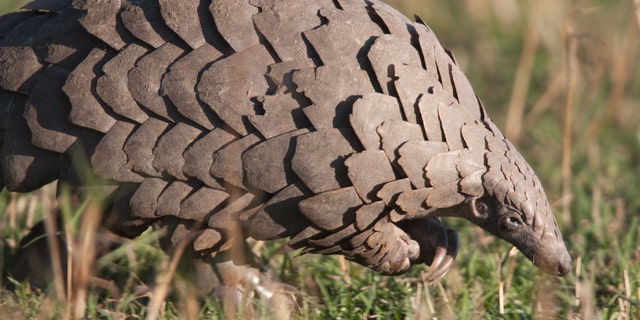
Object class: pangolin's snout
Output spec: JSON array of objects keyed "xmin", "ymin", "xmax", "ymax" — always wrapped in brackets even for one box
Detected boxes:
[
  {"xmin": 556, "ymin": 251, "xmax": 572, "ymax": 276},
  {"xmin": 533, "ymin": 242, "xmax": 572, "ymax": 276}
]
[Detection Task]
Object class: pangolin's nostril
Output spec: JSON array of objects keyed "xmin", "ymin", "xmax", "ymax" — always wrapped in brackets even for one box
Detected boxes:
[{"xmin": 557, "ymin": 253, "xmax": 572, "ymax": 276}]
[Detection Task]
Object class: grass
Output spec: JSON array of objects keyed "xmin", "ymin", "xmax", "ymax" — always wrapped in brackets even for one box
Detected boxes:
[{"xmin": 2, "ymin": 0, "xmax": 640, "ymax": 318}]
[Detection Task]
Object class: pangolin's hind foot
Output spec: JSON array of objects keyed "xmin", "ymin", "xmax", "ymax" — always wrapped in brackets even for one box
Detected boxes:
[{"xmin": 214, "ymin": 259, "xmax": 298, "ymax": 320}]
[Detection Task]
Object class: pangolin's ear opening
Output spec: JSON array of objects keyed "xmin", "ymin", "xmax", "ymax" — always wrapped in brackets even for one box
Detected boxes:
[{"xmin": 470, "ymin": 197, "xmax": 490, "ymax": 220}]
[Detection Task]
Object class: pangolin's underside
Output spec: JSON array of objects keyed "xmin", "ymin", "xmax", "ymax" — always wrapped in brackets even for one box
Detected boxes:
[{"xmin": 0, "ymin": 0, "xmax": 571, "ymax": 281}]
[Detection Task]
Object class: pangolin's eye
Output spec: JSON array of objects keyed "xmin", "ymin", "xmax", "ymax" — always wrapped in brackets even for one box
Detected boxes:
[{"xmin": 501, "ymin": 215, "xmax": 523, "ymax": 231}]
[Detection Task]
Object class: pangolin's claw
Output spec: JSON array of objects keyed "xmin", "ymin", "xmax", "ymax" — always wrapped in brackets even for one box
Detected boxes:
[
  {"xmin": 422, "ymin": 247, "xmax": 447, "ymax": 282},
  {"xmin": 422, "ymin": 229, "xmax": 459, "ymax": 282},
  {"xmin": 428, "ymin": 242, "xmax": 447, "ymax": 269},
  {"xmin": 404, "ymin": 219, "xmax": 460, "ymax": 283},
  {"xmin": 422, "ymin": 227, "xmax": 448, "ymax": 282}
]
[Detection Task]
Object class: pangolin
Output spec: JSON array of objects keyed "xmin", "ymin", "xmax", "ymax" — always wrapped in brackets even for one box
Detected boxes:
[{"xmin": 0, "ymin": 0, "xmax": 571, "ymax": 290}]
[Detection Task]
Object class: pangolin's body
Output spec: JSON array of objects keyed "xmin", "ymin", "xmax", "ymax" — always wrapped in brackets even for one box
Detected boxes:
[{"xmin": 0, "ymin": 0, "xmax": 570, "ymax": 282}]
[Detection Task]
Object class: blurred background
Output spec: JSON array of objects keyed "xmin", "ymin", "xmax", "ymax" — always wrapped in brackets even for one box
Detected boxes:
[{"xmin": 0, "ymin": 0, "xmax": 639, "ymax": 318}]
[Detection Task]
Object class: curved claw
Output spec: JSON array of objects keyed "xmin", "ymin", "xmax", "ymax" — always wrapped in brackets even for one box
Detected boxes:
[
  {"xmin": 422, "ymin": 229, "xmax": 459, "ymax": 283},
  {"xmin": 423, "ymin": 242, "xmax": 447, "ymax": 279},
  {"xmin": 422, "ymin": 251, "xmax": 447, "ymax": 282},
  {"xmin": 398, "ymin": 218, "xmax": 460, "ymax": 282}
]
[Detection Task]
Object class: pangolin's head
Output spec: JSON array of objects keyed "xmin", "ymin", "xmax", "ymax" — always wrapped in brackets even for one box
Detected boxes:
[
  {"xmin": 424, "ymin": 137, "xmax": 572, "ymax": 276},
  {"xmin": 463, "ymin": 193, "xmax": 572, "ymax": 276}
]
